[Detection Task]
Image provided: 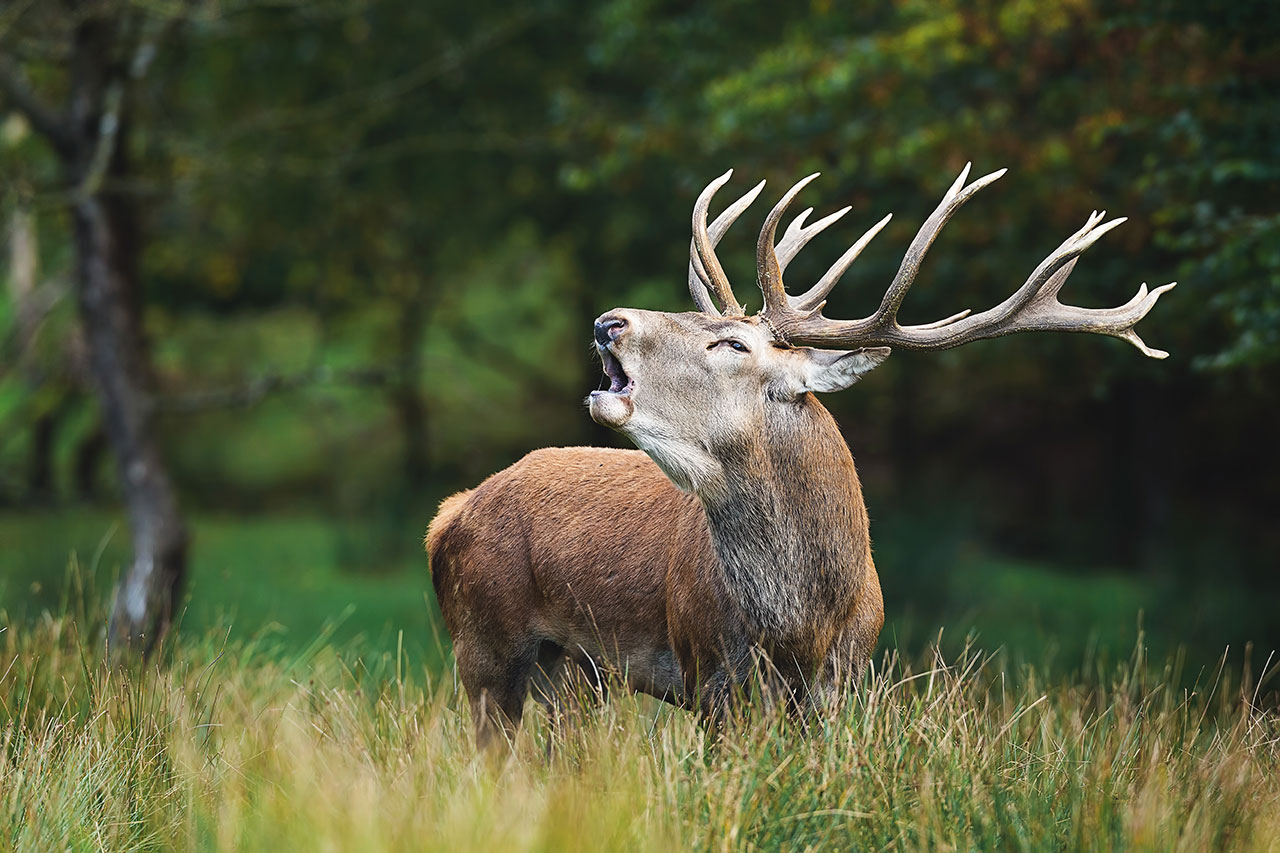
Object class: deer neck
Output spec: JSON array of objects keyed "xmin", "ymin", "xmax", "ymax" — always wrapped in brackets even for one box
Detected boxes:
[{"xmin": 698, "ymin": 395, "xmax": 870, "ymax": 642}]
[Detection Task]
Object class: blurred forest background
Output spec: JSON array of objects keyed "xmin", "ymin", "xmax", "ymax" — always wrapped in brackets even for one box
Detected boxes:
[{"xmin": 1, "ymin": 0, "xmax": 1276, "ymax": 672}]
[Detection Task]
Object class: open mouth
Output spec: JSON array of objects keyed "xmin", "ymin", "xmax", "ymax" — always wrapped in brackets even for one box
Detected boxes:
[{"xmin": 594, "ymin": 345, "xmax": 634, "ymax": 396}]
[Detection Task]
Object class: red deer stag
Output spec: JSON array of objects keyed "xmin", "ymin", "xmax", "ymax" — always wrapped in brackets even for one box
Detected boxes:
[{"xmin": 426, "ymin": 163, "xmax": 1173, "ymax": 749}]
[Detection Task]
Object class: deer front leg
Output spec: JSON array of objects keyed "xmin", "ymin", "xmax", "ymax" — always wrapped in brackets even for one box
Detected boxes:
[{"xmin": 811, "ymin": 583, "xmax": 884, "ymax": 712}]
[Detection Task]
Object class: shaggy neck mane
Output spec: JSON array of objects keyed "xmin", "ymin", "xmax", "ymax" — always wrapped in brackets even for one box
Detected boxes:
[{"xmin": 699, "ymin": 394, "xmax": 871, "ymax": 648}]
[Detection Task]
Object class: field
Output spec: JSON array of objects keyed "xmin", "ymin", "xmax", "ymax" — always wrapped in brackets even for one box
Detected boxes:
[{"xmin": 2, "ymin": 511, "xmax": 1279, "ymax": 851}]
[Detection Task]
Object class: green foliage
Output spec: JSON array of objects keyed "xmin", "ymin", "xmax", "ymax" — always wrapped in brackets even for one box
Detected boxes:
[
  {"xmin": 561, "ymin": 0, "xmax": 1280, "ymax": 373},
  {"xmin": 4, "ymin": 0, "xmax": 1278, "ymax": 510}
]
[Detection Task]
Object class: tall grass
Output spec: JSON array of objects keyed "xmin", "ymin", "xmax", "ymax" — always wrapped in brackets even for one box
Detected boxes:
[{"xmin": 1, "ymin": 609, "xmax": 1277, "ymax": 851}]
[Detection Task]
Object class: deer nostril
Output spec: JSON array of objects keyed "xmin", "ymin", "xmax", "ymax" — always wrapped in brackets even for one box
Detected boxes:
[{"xmin": 594, "ymin": 316, "xmax": 628, "ymax": 346}]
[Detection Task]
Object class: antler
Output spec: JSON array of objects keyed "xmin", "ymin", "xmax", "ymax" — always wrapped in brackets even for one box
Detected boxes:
[
  {"xmin": 751, "ymin": 163, "xmax": 1175, "ymax": 358},
  {"xmin": 689, "ymin": 170, "xmax": 765, "ymax": 316}
]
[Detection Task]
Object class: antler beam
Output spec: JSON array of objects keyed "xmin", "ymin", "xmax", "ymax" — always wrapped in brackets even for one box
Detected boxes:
[{"xmin": 751, "ymin": 164, "xmax": 1175, "ymax": 358}]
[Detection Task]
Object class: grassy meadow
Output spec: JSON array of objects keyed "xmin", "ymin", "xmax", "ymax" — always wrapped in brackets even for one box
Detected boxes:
[
  {"xmin": 2, "ymin": 511, "xmax": 1279, "ymax": 851},
  {"xmin": 3, "ymin": 610, "xmax": 1278, "ymax": 851}
]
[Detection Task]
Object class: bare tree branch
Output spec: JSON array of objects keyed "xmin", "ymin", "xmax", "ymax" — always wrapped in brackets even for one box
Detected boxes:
[{"xmin": 77, "ymin": 9, "xmax": 185, "ymax": 197}]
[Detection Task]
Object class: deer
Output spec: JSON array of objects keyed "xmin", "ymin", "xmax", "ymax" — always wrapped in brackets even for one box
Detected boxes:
[{"xmin": 425, "ymin": 163, "xmax": 1174, "ymax": 749}]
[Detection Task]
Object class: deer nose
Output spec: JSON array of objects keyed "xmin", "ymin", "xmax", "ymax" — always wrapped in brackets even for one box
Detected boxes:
[{"xmin": 594, "ymin": 314, "xmax": 628, "ymax": 346}]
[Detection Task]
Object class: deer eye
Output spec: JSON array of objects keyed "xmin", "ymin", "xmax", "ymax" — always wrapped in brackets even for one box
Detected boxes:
[{"xmin": 708, "ymin": 339, "xmax": 750, "ymax": 353}]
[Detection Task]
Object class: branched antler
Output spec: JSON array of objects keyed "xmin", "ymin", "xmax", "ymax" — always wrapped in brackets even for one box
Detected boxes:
[{"xmin": 688, "ymin": 163, "xmax": 1175, "ymax": 358}]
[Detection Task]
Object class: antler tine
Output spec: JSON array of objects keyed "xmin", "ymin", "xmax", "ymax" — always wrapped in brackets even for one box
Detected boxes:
[
  {"xmin": 758, "ymin": 166, "xmax": 1174, "ymax": 359},
  {"xmin": 968, "ymin": 212, "xmax": 1128, "ymax": 327},
  {"xmin": 790, "ymin": 213, "xmax": 894, "ymax": 312},
  {"xmin": 869, "ymin": 163, "xmax": 1007, "ymax": 326},
  {"xmin": 689, "ymin": 178, "xmax": 767, "ymax": 315},
  {"xmin": 692, "ymin": 170, "xmax": 749, "ymax": 316},
  {"xmin": 775, "ymin": 204, "xmax": 852, "ymax": 275},
  {"xmin": 756, "ymin": 173, "xmax": 820, "ymax": 316}
]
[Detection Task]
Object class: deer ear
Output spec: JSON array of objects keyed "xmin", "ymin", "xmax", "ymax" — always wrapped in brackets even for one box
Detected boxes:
[{"xmin": 792, "ymin": 346, "xmax": 890, "ymax": 394}]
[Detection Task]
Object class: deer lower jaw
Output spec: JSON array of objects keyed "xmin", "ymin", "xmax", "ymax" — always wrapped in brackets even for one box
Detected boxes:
[
  {"xmin": 589, "ymin": 387, "xmax": 634, "ymax": 427},
  {"xmin": 589, "ymin": 346, "xmax": 636, "ymax": 427}
]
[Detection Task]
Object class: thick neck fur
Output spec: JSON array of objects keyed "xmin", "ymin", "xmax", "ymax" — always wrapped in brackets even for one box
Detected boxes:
[{"xmin": 699, "ymin": 394, "xmax": 871, "ymax": 648}]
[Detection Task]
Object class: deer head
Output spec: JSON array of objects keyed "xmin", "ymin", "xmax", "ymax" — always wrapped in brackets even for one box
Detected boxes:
[{"xmin": 588, "ymin": 164, "xmax": 1174, "ymax": 498}]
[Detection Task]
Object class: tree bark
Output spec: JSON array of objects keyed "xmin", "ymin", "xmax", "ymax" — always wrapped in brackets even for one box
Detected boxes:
[
  {"xmin": 73, "ymin": 189, "xmax": 188, "ymax": 653},
  {"xmin": 61, "ymin": 13, "xmax": 188, "ymax": 654}
]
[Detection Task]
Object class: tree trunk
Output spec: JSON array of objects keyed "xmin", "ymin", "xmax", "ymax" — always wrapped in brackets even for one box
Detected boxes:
[
  {"xmin": 1, "ymin": 6, "xmax": 187, "ymax": 653},
  {"xmin": 73, "ymin": 189, "xmax": 188, "ymax": 653},
  {"xmin": 65, "ymin": 15, "xmax": 188, "ymax": 655}
]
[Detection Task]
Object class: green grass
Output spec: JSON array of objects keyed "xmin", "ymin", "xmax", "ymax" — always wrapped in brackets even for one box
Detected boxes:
[
  {"xmin": 0, "ymin": 510, "xmax": 444, "ymax": 670},
  {"xmin": 1, "ymin": 612, "xmax": 1277, "ymax": 851}
]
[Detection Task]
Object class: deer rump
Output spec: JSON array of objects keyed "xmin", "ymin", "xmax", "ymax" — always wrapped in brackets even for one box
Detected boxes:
[{"xmin": 426, "ymin": 446, "xmax": 877, "ymax": 735}]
